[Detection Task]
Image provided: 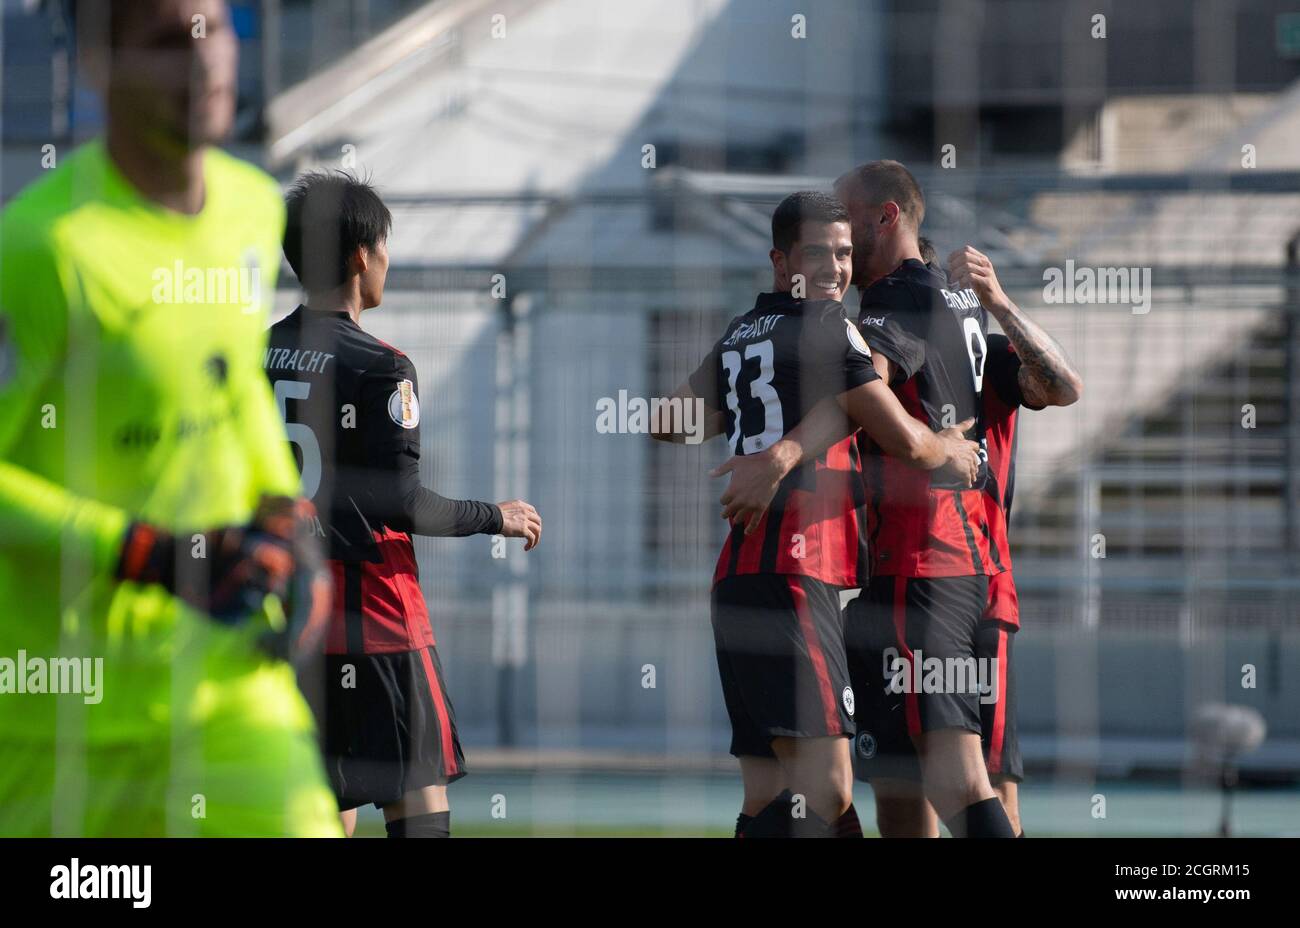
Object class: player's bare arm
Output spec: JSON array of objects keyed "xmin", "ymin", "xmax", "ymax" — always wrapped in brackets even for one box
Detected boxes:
[
  {"xmin": 869, "ymin": 347, "xmax": 895, "ymax": 385},
  {"xmin": 858, "ymin": 327, "xmax": 982, "ymax": 485},
  {"xmin": 839, "ymin": 382, "xmax": 978, "ymax": 475},
  {"xmin": 649, "ymin": 381, "xmax": 725, "ymax": 443},
  {"xmin": 714, "ymin": 367, "xmax": 979, "ymax": 534},
  {"xmin": 947, "ymin": 245, "xmax": 1083, "ymax": 408},
  {"xmin": 710, "ymin": 394, "xmax": 849, "ymax": 533}
]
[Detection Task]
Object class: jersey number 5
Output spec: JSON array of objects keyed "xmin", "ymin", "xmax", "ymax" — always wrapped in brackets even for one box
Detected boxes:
[
  {"xmin": 274, "ymin": 379, "xmax": 322, "ymax": 500},
  {"xmin": 721, "ymin": 340, "xmax": 784, "ymax": 455}
]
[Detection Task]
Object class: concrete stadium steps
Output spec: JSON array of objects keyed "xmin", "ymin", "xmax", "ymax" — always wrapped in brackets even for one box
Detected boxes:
[{"xmin": 1016, "ymin": 305, "xmax": 1297, "ymax": 567}]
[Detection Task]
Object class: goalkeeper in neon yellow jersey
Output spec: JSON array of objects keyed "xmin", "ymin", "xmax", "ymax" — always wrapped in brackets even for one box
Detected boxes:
[{"xmin": 0, "ymin": 0, "xmax": 341, "ymax": 837}]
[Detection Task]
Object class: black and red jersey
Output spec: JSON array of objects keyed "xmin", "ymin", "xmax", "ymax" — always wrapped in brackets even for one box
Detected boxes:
[
  {"xmin": 689, "ymin": 292, "xmax": 880, "ymax": 588},
  {"xmin": 857, "ymin": 259, "xmax": 995, "ymax": 578},
  {"xmin": 980, "ymin": 333, "xmax": 1045, "ymax": 627},
  {"xmin": 265, "ymin": 306, "xmax": 502, "ymax": 654}
]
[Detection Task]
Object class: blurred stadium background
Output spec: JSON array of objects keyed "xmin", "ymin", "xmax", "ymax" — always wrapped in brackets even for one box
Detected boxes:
[{"xmin": 4, "ymin": 0, "xmax": 1300, "ymax": 835}]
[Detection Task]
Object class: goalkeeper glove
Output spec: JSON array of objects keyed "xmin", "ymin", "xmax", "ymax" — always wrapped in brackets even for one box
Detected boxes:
[
  {"xmin": 115, "ymin": 498, "xmax": 308, "ymax": 628},
  {"xmin": 245, "ymin": 495, "xmax": 333, "ymax": 661}
]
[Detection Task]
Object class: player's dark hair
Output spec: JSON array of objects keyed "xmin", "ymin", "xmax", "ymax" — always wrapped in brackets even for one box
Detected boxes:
[
  {"xmin": 837, "ymin": 160, "xmax": 926, "ymax": 229},
  {"xmin": 283, "ymin": 171, "xmax": 393, "ymax": 291},
  {"xmin": 918, "ymin": 236, "xmax": 938, "ymax": 266},
  {"xmin": 771, "ymin": 191, "xmax": 850, "ymax": 255}
]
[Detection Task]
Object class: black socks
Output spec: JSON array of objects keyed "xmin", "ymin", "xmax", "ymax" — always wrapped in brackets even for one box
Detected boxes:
[
  {"xmin": 834, "ymin": 804, "xmax": 863, "ymax": 838},
  {"xmin": 943, "ymin": 797, "xmax": 1016, "ymax": 838},
  {"xmin": 740, "ymin": 790, "xmax": 835, "ymax": 838},
  {"xmin": 386, "ymin": 810, "xmax": 451, "ymax": 838},
  {"xmin": 737, "ymin": 802, "xmax": 859, "ymax": 837}
]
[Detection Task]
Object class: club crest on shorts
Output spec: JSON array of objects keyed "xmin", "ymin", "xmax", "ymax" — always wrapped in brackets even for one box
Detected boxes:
[
  {"xmin": 856, "ymin": 731, "xmax": 877, "ymax": 760},
  {"xmin": 842, "ymin": 685, "xmax": 855, "ymax": 716},
  {"xmin": 388, "ymin": 379, "xmax": 420, "ymax": 429}
]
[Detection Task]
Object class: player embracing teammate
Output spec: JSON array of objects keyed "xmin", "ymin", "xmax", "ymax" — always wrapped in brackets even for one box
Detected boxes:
[
  {"xmin": 715, "ymin": 161, "xmax": 1081, "ymax": 837},
  {"xmin": 834, "ymin": 161, "xmax": 1012, "ymax": 837},
  {"xmin": 655, "ymin": 191, "xmax": 981, "ymax": 837},
  {"xmin": 934, "ymin": 242, "xmax": 1082, "ymax": 836}
]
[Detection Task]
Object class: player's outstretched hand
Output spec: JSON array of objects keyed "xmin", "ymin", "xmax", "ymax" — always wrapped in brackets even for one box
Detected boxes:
[
  {"xmin": 934, "ymin": 417, "xmax": 981, "ymax": 487},
  {"xmin": 498, "ymin": 499, "xmax": 542, "ymax": 551},
  {"xmin": 947, "ymin": 245, "xmax": 1009, "ymax": 312},
  {"xmin": 711, "ymin": 440, "xmax": 800, "ymax": 536},
  {"xmin": 116, "ymin": 516, "xmax": 296, "ymax": 626}
]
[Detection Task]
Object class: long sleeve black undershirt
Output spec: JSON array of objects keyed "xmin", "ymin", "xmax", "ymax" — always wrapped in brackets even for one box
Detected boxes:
[{"xmin": 363, "ymin": 448, "xmax": 502, "ymax": 538}]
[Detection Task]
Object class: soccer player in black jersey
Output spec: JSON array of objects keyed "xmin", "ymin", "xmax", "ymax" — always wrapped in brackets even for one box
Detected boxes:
[
  {"xmin": 267, "ymin": 172, "xmax": 541, "ymax": 837},
  {"xmin": 838, "ymin": 248, "xmax": 1082, "ymax": 839},
  {"xmin": 714, "ymin": 163, "xmax": 1014, "ymax": 837},
  {"xmin": 714, "ymin": 164, "xmax": 1085, "ymax": 839},
  {"xmin": 832, "ymin": 162, "xmax": 1014, "ymax": 838},
  {"xmin": 656, "ymin": 192, "xmax": 980, "ymax": 837}
]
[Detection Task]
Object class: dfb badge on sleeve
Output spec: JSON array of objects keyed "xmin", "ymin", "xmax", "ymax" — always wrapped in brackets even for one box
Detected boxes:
[{"xmin": 388, "ymin": 379, "xmax": 420, "ymax": 430}]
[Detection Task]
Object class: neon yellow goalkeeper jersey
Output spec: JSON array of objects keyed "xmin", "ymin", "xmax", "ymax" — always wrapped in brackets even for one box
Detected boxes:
[{"xmin": 0, "ymin": 141, "xmax": 301, "ymax": 742}]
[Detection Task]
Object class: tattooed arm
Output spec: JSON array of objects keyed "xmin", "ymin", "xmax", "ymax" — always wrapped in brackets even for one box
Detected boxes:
[{"xmin": 947, "ymin": 245, "xmax": 1083, "ymax": 408}]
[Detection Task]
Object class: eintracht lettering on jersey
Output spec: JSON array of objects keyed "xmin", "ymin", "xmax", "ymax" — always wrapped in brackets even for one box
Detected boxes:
[
  {"xmin": 723, "ymin": 314, "xmax": 783, "ymax": 346},
  {"xmin": 263, "ymin": 347, "xmax": 335, "ymax": 375},
  {"xmin": 940, "ymin": 288, "xmax": 981, "ymax": 311}
]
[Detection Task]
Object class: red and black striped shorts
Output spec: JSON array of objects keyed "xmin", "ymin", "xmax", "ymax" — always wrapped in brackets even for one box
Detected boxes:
[
  {"xmin": 711, "ymin": 573, "xmax": 855, "ymax": 758},
  {"xmin": 313, "ymin": 644, "xmax": 466, "ymax": 811},
  {"xmin": 845, "ymin": 574, "xmax": 1021, "ymax": 782}
]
